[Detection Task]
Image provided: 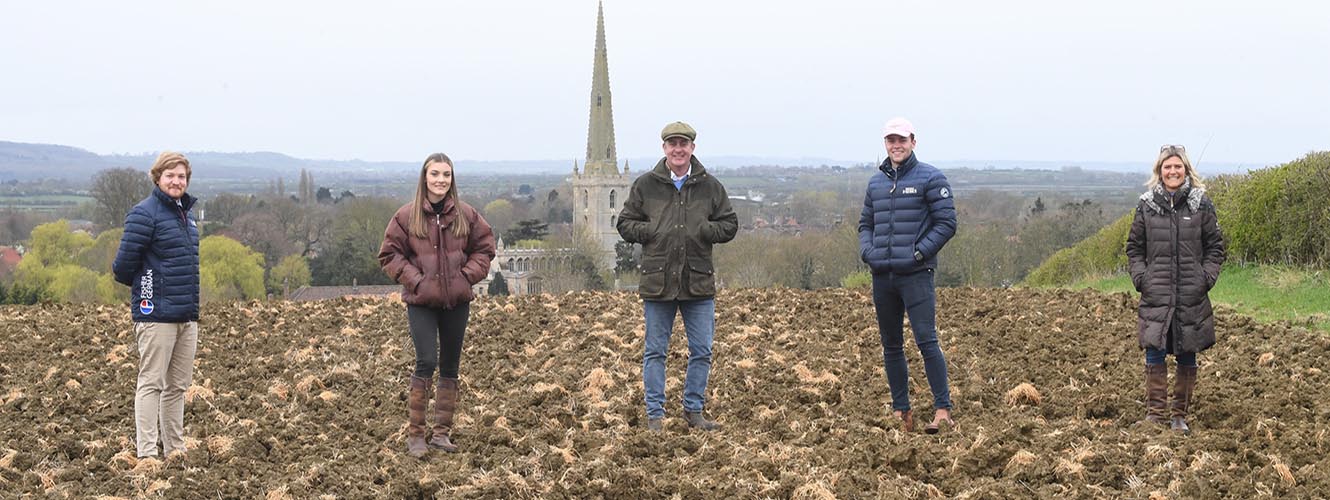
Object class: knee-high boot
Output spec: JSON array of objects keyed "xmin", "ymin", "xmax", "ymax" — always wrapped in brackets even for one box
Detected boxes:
[
  {"xmin": 428, "ymin": 377, "xmax": 459, "ymax": 452},
  {"xmin": 1170, "ymin": 364, "xmax": 1197, "ymax": 434},
  {"xmin": 406, "ymin": 375, "xmax": 430, "ymax": 457}
]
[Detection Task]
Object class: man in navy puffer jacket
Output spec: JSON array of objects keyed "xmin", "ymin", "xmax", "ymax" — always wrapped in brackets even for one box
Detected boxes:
[
  {"xmin": 858, "ymin": 118, "xmax": 957, "ymax": 433},
  {"xmin": 112, "ymin": 151, "xmax": 200, "ymax": 459}
]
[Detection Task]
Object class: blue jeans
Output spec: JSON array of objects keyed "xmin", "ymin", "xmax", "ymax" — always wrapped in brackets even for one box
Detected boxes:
[
  {"xmin": 642, "ymin": 298, "xmax": 715, "ymax": 418},
  {"xmin": 872, "ymin": 270, "xmax": 951, "ymax": 411},
  {"xmin": 1146, "ymin": 348, "xmax": 1197, "ymax": 367}
]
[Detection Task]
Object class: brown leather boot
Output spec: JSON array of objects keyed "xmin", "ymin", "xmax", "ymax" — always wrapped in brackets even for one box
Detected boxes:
[
  {"xmin": 1140, "ymin": 364, "xmax": 1169, "ymax": 426},
  {"xmin": 428, "ymin": 377, "xmax": 459, "ymax": 452},
  {"xmin": 1170, "ymin": 364, "xmax": 1197, "ymax": 434},
  {"xmin": 406, "ymin": 376, "xmax": 430, "ymax": 458}
]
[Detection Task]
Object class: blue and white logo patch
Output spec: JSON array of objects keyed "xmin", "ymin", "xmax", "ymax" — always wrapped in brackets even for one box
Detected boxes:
[
  {"xmin": 139, "ymin": 299, "xmax": 155, "ymax": 315},
  {"xmin": 939, "ymin": 187, "xmax": 951, "ymax": 198},
  {"xmin": 903, "ymin": 187, "xmax": 918, "ymax": 194}
]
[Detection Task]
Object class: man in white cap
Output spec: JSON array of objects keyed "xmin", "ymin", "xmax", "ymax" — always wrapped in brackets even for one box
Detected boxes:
[{"xmin": 857, "ymin": 117, "xmax": 958, "ymax": 433}]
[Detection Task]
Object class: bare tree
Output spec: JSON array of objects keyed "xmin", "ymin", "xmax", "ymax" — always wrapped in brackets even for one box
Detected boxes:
[{"xmin": 90, "ymin": 168, "xmax": 152, "ymax": 228}]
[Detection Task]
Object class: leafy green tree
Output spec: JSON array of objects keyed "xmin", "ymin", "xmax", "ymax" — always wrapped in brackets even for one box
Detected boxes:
[
  {"xmin": 483, "ymin": 199, "xmax": 516, "ymax": 237},
  {"xmin": 77, "ymin": 228, "xmax": 123, "ymax": 272},
  {"xmin": 488, "ymin": 271, "xmax": 509, "ymax": 296},
  {"xmin": 46, "ymin": 265, "xmax": 102, "ymax": 303},
  {"xmin": 310, "ymin": 197, "xmax": 398, "ymax": 285},
  {"xmin": 268, "ymin": 254, "xmax": 312, "ymax": 296},
  {"xmin": 22, "ymin": 220, "xmax": 94, "ymax": 268},
  {"xmin": 13, "ymin": 220, "xmax": 95, "ymax": 297},
  {"xmin": 504, "ymin": 219, "xmax": 549, "ymax": 244},
  {"xmin": 200, "ymin": 235, "xmax": 266, "ymax": 301},
  {"xmin": 96, "ymin": 273, "xmax": 125, "ymax": 304}
]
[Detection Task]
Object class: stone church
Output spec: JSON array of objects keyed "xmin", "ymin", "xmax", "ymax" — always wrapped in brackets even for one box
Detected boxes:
[{"xmin": 480, "ymin": 3, "xmax": 629, "ymax": 296}]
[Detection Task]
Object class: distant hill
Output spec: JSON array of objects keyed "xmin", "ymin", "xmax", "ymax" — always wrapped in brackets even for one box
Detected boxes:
[{"xmin": 0, "ymin": 139, "xmax": 1260, "ymax": 183}]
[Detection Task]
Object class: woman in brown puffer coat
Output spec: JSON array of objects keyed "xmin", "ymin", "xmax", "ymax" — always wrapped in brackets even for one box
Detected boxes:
[
  {"xmin": 379, "ymin": 153, "xmax": 496, "ymax": 457},
  {"xmin": 1125, "ymin": 144, "xmax": 1226, "ymax": 435}
]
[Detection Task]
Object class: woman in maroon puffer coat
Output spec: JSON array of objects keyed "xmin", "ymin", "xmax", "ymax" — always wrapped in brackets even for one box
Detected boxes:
[
  {"xmin": 379, "ymin": 153, "xmax": 496, "ymax": 457},
  {"xmin": 1126, "ymin": 144, "xmax": 1226, "ymax": 435}
]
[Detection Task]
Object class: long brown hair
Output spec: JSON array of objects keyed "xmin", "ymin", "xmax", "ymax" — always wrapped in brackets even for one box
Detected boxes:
[{"xmin": 408, "ymin": 153, "xmax": 470, "ymax": 239}]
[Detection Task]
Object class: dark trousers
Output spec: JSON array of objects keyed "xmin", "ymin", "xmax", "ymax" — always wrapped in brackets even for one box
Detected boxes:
[
  {"xmin": 407, "ymin": 303, "xmax": 469, "ymax": 378},
  {"xmin": 872, "ymin": 269, "xmax": 952, "ymax": 411}
]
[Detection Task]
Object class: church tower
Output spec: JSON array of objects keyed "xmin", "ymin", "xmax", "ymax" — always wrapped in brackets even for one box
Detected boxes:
[{"xmin": 571, "ymin": 2, "xmax": 630, "ymax": 262}]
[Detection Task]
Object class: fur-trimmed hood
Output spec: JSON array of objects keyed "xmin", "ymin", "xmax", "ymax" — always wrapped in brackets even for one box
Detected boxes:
[{"xmin": 1140, "ymin": 180, "xmax": 1205, "ymax": 214}]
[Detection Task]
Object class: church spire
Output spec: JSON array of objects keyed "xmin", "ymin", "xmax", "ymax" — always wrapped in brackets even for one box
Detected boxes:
[{"xmin": 583, "ymin": 1, "xmax": 617, "ymax": 175}]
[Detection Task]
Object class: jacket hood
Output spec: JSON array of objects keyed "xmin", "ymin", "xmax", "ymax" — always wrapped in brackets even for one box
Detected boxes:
[
  {"xmin": 1140, "ymin": 179, "xmax": 1204, "ymax": 214},
  {"xmin": 650, "ymin": 156, "xmax": 708, "ymax": 182}
]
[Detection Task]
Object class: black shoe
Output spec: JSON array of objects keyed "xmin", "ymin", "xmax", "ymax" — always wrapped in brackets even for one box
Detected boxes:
[{"xmin": 684, "ymin": 411, "xmax": 720, "ymax": 431}]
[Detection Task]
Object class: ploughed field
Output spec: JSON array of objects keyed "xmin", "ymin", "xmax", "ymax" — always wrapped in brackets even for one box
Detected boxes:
[{"xmin": 1, "ymin": 288, "xmax": 1327, "ymax": 498}]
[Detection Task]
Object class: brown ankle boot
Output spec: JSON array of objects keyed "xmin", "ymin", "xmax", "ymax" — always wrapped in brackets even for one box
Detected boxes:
[
  {"xmin": 1170, "ymin": 364, "xmax": 1197, "ymax": 434},
  {"xmin": 1140, "ymin": 364, "xmax": 1169, "ymax": 426},
  {"xmin": 428, "ymin": 377, "xmax": 459, "ymax": 452},
  {"xmin": 406, "ymin": 376, "xmax": 430, "ymax": 458}
]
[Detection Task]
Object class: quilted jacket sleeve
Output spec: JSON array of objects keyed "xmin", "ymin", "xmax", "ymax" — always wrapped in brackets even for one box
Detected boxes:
[
  {"xmin": 460, "ymin": 208, "xmax": 497, "ymax": 285},
  {"xmin": 112, "ymin": 206, "xmax": 153, "ymax": 286},
  {"xmin": 616, "ymin": 177, "xmax": 652, "ymax": 244},
  {"xmin": 915, "ymin": 171, "xmax": 957, "ymax": 259},
  {"xmin": 378, "ymin": 211, "xmax": 425, "ymax": 292}
]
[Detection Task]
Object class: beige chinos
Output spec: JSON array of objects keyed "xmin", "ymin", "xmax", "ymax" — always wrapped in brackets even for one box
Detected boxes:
[{"xmin": 134, "ymin": 321, "xmax": 198, "ymax": 458}]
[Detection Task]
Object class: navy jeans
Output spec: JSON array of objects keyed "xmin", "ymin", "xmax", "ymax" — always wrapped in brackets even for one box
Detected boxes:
[
  {"xmin": 642, "ymin": 298, "xmax": 715, "ymax": 419},
  {"xmin": 872, "ymin": 270, "xmax": 951, "ymax": 411}
]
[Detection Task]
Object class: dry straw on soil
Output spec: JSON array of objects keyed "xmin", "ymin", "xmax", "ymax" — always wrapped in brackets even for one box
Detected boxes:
[
  {"xmin": 1004, "ymin": 382, "xmax": 1042, "ymax": 406},
  {"xmin": 3, "ymin": 288, "xmax": 1329, "ymax": 497}
]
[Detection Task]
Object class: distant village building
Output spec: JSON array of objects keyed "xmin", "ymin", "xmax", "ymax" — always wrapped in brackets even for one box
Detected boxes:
[
  {"xmin": 568, "ymin": 2, "xmax": 630, "ymax": 265},
  {"xmin": 0, "ymin": 246, "xmax": 22, "ymax": 280},
  {"xmin": 482, "ymin": 3, "xmax": 628, "ymax": 296}
]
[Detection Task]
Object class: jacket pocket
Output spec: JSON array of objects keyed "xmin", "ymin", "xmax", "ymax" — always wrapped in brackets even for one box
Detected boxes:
[
  {"xmin": 687, "ymin": 260, "xmax": 716, "ymax": 297},
  {"xmin": 639, "ymin": 259, "xmax": 667, "ymax": 298},
  {"xmin": 412, "ymin": 276, "xmax": 444, "ymax": 306}
]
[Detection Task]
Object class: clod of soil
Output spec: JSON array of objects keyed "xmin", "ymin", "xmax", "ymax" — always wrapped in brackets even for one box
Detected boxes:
[{"xmin": 1, "ymin": 288, "xmax": 1327, "ymax": 497}]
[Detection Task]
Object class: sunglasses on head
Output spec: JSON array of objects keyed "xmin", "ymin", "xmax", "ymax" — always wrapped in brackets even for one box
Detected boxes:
[{"xmin": 1160, "ymin": 144, "xmax": 1186, "ymax": 154}]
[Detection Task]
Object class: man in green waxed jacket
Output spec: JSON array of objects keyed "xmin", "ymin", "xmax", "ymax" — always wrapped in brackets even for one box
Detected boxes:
[{"xmin": 617, "ymin": 121, "xmax": 738, "ymax": 432}]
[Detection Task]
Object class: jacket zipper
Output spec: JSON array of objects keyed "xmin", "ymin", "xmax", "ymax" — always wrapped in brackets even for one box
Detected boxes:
[
  {"xmin": 1169, "ymin": 195, "xmax": 1180, "ymax": 352},
  {"xmin": 436, "ymin": 212, "xmax": 452, "ymax": 308}
]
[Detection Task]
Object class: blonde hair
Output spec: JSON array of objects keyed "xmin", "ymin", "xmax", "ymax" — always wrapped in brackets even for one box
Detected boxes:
[
  {"xmin": 1147, "ymin": 147, "xmax": 1205, "ymax": 190},
  {"xmin": 408, "ymin": 153, "xmax": 470, "ymax": 239},
  {"xmin": 149, "ymin": 151, "xmax": 191, "ymax": 184}
]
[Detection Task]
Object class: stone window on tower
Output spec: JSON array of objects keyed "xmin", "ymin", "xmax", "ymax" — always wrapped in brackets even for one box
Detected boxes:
[
  {"xmin": 583, "ymin": 190, "xmax": 589, "ymax": 209},
  {"xmin": 611, "ymin": 215, "xmax": 616, "ymax": 227},
  {"xmin": 609, "ymin": 190, "xmax": 616, "ymax": 208},
  {"xmin": 597, "ymin": 94, "xmax": 602, "ymax": 107}
]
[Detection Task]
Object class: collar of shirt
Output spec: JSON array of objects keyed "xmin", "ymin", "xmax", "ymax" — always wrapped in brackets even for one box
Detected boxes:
[{"xmin": 669, "ymin": 166, "xmax": 691, "ymax": 182}]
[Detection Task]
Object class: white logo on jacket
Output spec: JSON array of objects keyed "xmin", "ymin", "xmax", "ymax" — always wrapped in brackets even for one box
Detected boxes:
[
  {"xmin": 902, "ymin": 187, "xmax": 918, "ymax": 194},
  {"xmin": 140, "ymin": 269, "xmax": 154, "ymax": 300},
  {"xmin": 939, "ymin": 187, "xmax": 951, "ymax": 198}
]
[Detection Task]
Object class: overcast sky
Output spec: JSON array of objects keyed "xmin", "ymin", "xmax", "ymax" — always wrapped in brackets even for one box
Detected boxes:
[{"xmin": 2, "ymin": 0, "xmax": 1327, "ymax": 167}]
